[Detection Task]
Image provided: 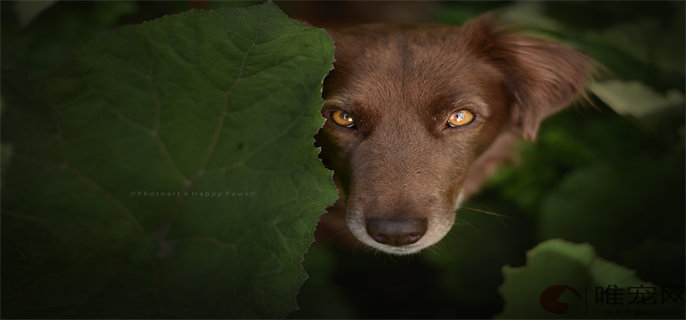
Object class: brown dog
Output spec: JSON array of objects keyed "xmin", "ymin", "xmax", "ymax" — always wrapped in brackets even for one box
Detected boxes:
[{"xmin": 314, "ymin": 14, "xmax": 591, "ymax": 255}]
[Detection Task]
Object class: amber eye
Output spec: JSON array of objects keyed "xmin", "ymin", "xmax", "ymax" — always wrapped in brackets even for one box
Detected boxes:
[
  {"xmin": 447, "ymin": 109, "xmax": 475, "ymax": 127},
  {"xmin": 331, "ymin": 110, "xmax": 355, "ymax": 128}
]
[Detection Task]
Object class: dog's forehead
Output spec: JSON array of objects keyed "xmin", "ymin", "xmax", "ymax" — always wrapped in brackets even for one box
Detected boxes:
[
  {"xmin": 325, "ymin": 24, "xmax": 501, "ymax": 119},
  {"xmin": 332, "ymin": 25, "xmax": 469, "ymax": 80}
]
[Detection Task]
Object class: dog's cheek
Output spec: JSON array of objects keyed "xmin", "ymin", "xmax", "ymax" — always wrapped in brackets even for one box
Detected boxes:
[{"xmin": 435, "ymin": 134, "xmax": 484, "ymax": 206}]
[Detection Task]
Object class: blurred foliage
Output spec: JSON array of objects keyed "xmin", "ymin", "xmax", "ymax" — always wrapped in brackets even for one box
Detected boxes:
[
  {"xmin": 498, "ymin": 239, "xmax": 657, "ymax": 318},
  {"xmin": 2, "ymin": 1, "xmax": 684, "ymax": 319},
  {"xmin": 2, "ymin": 1, "xmax": 139, "ymax": 75}
]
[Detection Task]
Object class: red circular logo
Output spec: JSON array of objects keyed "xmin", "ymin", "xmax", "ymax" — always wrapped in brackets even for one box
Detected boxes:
[{"xmin": 540, "ymin": 285, "xmax": 581, "ymax": 314}]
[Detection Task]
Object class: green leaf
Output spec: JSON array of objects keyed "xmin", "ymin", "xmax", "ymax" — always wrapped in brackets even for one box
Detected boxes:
[
  {"xmin": 1, "ymin": 2, "xmax": 336, "ymax": 318},
  {"xmin": 590, "ymin": 80, "xmax": 684, "ymax": 118},
  {"xmin": 497, "ymin": 239, "xmax": 654, "ymax": 318}
]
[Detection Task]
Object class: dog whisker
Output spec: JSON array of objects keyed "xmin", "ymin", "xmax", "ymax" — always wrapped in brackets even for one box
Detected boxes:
[
  {"xmin": 454, "ymin": 218, "xmax": 480, "ymax": 234},
  {"xmin": 460, "ymin": 206, "xmax": 513, "ymax": 228}
]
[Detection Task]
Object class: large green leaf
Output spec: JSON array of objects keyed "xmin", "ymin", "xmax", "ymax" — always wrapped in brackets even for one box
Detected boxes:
[{"xmin": 1, "ymin": 2, "xmax": 336, "ymax": 318}]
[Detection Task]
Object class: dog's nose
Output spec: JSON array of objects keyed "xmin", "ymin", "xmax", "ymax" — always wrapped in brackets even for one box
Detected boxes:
[{"xmin": 366, "ymin": 218, "xmax": 428, "ymax": 246}]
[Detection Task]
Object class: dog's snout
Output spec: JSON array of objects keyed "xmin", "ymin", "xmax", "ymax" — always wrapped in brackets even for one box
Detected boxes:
[{"xmin": 366, "ymin": 218, "xmax": 428, "ymax": 246}]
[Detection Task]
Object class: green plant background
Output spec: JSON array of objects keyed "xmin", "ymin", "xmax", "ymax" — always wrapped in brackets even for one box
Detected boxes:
[{"xmin": 2, "ymin": 1, "xmax": 684, "ymax": 318}]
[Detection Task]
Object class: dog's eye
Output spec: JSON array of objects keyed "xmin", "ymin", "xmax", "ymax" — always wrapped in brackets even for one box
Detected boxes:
[
  {"xmin": 331, "ymin": 110, "xmax": 355, "ymax": 128},
  {"xmin": 447, "ymin": 109, "xmax": 475, "ymax": 127}
]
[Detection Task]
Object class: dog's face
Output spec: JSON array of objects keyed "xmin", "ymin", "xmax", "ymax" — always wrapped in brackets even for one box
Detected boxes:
[{"xmin": 315, "ymin": 15, "xmax": 590, "ymax": 255}]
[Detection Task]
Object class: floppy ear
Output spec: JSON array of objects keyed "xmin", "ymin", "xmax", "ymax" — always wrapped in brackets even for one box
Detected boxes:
[
  {"xmin": 460, "ymin": 14, "xmax": 592, "ymax": 140},
  {"xmin": 498, "ymin": 33, "xmax": 591, "ymax": 140}
]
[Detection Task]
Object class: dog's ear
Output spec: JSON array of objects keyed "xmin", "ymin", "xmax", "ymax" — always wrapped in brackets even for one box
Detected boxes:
[
  {"xmin": 500, "ymin": 33, "xmax": 590, "ymax": 140},
  {"xmin": 461, "ymin": 14, "xmax": 592, "ymax": 140}
]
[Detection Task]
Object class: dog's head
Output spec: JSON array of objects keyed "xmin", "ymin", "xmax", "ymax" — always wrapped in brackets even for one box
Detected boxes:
[{"xmin": 315, "ymin": 15, "xmax": 591, "ymax": 255}]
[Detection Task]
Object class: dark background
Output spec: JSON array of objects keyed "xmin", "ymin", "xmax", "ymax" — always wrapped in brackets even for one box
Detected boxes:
[{"xmin": 2, "ymin": 1, "xmax": 684, "ymax": 318}]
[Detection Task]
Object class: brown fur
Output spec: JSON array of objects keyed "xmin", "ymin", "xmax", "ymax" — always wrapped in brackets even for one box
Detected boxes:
[{"xmin": 314, "ymin": 14, "xmax": 591, "ymax": 254}]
